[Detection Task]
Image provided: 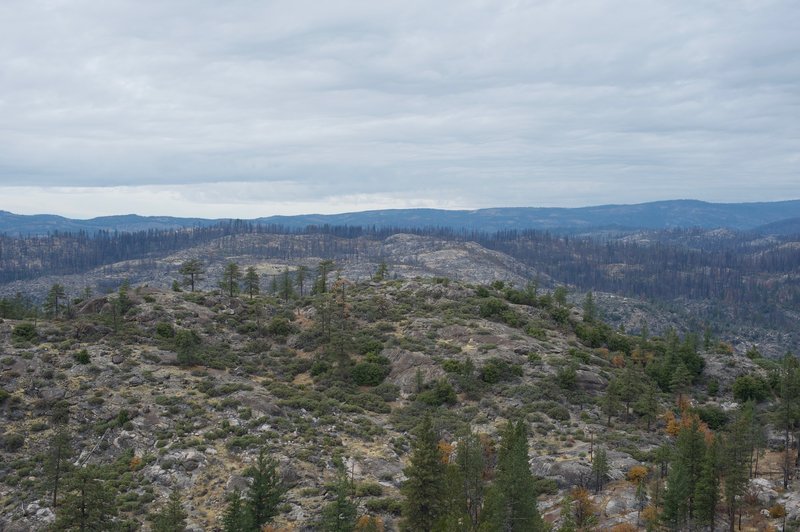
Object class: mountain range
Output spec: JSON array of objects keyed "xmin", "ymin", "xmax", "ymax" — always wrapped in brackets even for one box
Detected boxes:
[{"xmin": 2, "ymin": 199, "xmax": 799, "ymax": 236}]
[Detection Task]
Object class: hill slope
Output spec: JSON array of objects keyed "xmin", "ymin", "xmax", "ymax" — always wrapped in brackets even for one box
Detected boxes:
[{"xmin": 1, "ymin": 278, "xmax": 797, "ymax": 530}]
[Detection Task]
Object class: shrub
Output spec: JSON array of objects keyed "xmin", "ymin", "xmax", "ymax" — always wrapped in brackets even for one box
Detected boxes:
[
  {"xmin": 556, "ymin": 364, "xmax": 578, "ymax": 390},
  {"xmin": 372, "ymin": 382, "xmax": 400, "ymax": 402},
  {"xmin": 732, "ymin": 374, "xmax": 770, "ymax": 403},
  {"xmin": 155, "ymin": 322, "xmax": 175, "ymax": 338},
  {"xmin": 11, "ymin": 322, "xmax": 37, "ymax": 343},
  {"xmin": 364, "ymin": 497, "xmax": 403, "ymax": 515},
  {"xmin": 1, "ymin": 432, "xmax": 25, "ymax": 452},
  {"xmin": 174, "ymin": 329, "xmax": 201, "ymax": 351},
  {"xmin": 417, "ymin": 379, "xmax": 457, "ymax": 406},
  {"xmin": 694, "ymin": 405, "xmax": 729, "ymax": 430},
  {"xmin": 769, "ymin": 504, "xmax": 786, "ymax": 518},
  {"xmin": 356, "ymin": 482, "xmax": 384, "ymax": 497},
  {"xmin": 73, "ymin": 349, "xmax": 91, "ymax": 364},
  {"xmin": 480, "ymin": 358, "xmax": 523, "ymax": 384},
  {"xmin": 352, "ymin": 362, "xmax": 390, "ymax": 386},
  {"xmin": 479, "ymin": 298, "xmax": 508, "ymax": 319},
  {"xmin": 267, "ymin": 317, "xmax": 295, "ymax": 337}
]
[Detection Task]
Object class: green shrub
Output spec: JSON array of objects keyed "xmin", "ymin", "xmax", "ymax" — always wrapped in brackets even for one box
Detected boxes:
[
  {"xmin": 364, "ymin": 497, "xmax": 403, "ymax": 515},
  {"xmin": 352, "ymin": 362, "xmax": 390, "ymax": 387},
  {"xmin": 73, "ymin": 349, "xmax": 91, "ymax": 364},
  {"xmin": 442, "ymin": 360, "xmax": 463, "ymax": 373},
  {"xmin": 417, "ymin": 379, "xmax": 457, "ymax": 406},
  {"xmin": 155, "ymin": 322, "xmax": 175, "ymax": 338},
  {"xmin": 11, "ymin": 322, "xmax": 37, "ymax": 343},
  {"xmin": 694, "ymin": 405, "xmax": 729, "ymax": 430},
  {"xmin": 732, "ymin": 374, "xmax": 770, "ymax": 403},
  {"xmin": 480, "ymin": 358, "xmax": 523, "ymax": 384},
  {"xmin": 372, "ymin": 382, "xmax": 400, "ymax": 402},
  {"xmin": 356, "ymin": 482, "xmax": 384, "ymax": 497},
  {"xmin": 556, "ymin": 364, "xmax": 578, "ymax": 390},
  {"xmin": 267, "ymin": 317, "xmax": 295, "ymax": 337},
  {"xmin": 479, "ymin": 297, "xmax": 508, "ymax": 319},
  {"xmin": 1, "ymin": 432, "xmax": 25, "ymax": 452}
]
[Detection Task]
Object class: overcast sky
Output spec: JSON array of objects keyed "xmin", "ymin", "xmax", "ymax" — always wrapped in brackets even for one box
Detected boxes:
[{"xmin": 1, "ymin": 0, "xmax": 798, "ymax": 218}]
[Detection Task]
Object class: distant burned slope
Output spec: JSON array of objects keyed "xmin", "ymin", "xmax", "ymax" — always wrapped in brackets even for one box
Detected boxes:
[{"xmin": 1, "ymin": 223, "xmax": 799, "ymax": 355}]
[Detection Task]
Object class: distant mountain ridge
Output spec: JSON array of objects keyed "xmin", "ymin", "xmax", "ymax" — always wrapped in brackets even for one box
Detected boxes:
[{"xmin": 2, "ymin": 198, "xmax": 799, "ymax": 236}]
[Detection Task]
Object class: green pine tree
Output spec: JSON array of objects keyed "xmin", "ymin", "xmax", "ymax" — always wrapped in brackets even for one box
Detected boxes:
[
  {"xmin": 44, "ymin": 283, "xmax": 66, "ymax": 317},
  {"xmin": 592, "ymin": 446, "xmax": 609, "ymax": 494},
  {"xmin": 677, "ymin": 420, "xmax": 707, "ymax": 521},
  {"xmin": 456, "ymin": 431, "xmax": 486, "ymax": 530},
  {"xmin": 151, "ymin": 490, "xmax": 188, "ymax": 532},
  {"xmin": 661, "ymin": 453, "xmax": 690, "ymax": 530},
  {"xmin": 480, "ymin": 421, "xmax": 544, "ymax": 532},
  {"xmin": 320, "ymin": 458, "xmax": 358, "ymax": 532},
  {"xmin": 694, "ymin": 438, "xmax": 720, "ymax": 530},
  {"xmin": 246, "ymin": 449, "xmax": 284, "ymax": 529},
  {"xmin": 723, "ymin": 412, "xmax": 751, "ymax": 532},
  {"xmin": 401, "ymin": 414, "xmax": 446, "ymax": 532},
  {"xmin": 243, "ymin": 266, "xmax": 260, "ymax": 299},
  {"xmin": 296, "ymin": 265, "xmax": 308, "ymax": 296},
  {"xmin": 314, "ymin": 260, "xmax": 335, "ymax": 294},
  {"xmin": 582, "ymin": 291, "xmax": 597, "ymax": 323},
  {"xmin": 45, "ymin": 428, "xmax": 73, "ymax": 508},
  {"xmin": 222, "ymin": 489, "xmax": 250, "ymax": 532},
  {"xmin": 178, "ymin": 259, "xmax": 204, "ymax": 292},
  {"xmin": 279, "ymin": 267, "xmax": 295, "ymax": 302},
  {"xmin": 54, "ymin": 465, "xmax": 118, "ymax": 531},
  {"xmin": 219, "ymin": 262, "xmax": 242, "ymax": 297}
]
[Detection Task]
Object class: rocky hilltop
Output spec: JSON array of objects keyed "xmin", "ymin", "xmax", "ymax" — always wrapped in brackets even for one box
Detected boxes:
[{"xmin": 0, "ymin": 274, "xmax": 798, "ymax": 530}]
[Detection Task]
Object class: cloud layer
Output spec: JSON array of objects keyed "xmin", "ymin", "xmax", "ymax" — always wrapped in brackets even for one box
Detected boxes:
[{"xmin": 1, "ymin": 0, "xmax": 798, "ymax": 216}]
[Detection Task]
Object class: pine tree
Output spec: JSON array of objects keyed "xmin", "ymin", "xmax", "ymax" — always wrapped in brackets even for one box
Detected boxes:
[
  {"xmin": 481, "ymin": 421, "xmax": 544, "ymax": 532},
  {"xmin": 677, "ymin": 419, "xmax": 706, "ymax": 520},
  {"xmin": 694, "ymin": 438, "xmax": 720, "ymax": 530},
  {"xmin": 600, "ymin": 383, "xmax": 622, "ymax": 427},
  {"xmin": 723, "ymin": 412, "xmax": 751, "ymax": 532},
  {"xmin": 178, "ymin": 259, "xmax": 204, "ymax": 292},
  {"xmin": 669, "ymin": 362, "xmax": 692, "ymax": 399},
  {"xmin": 44, "ymin": 283, "xmax": 66, "ymax": 317},
  {"xmin": 633, "ymin": 380, "xmax": 660, "ymax": 430},
  {"xmin": 373, "ymin": 261, "xmax": 389, "ymax": 281},
  {"xmin": 219, "ymin": 262, "xmax": 242, "ymax": 297},
  {"xmin": 456, "ymin": 431, "xmax": 486, "ymax": 530},
  {"xmin": 773, "ymin": 353, "xmax": 800, "ymax": 489},
  {"xmin": 321, "ymin": 458, "xmax": 358, "ymax": 532},
  {"xmin": 661, "ymin": 454, "xmax": 690, "ymax": 530},
  {"xmin": 54, "ymin": 465, "xmax": 118, "ymax": 531},
  {"xmin": 151, "ymin": 490, "xmax": 188, "ymax": 532},
  {"xmin": 222, "ymin": 489, "xmax": 250, "ymax": 532},
  {"xmin": 592, "ymin": 446, "xmax": 609, "ymax": 494},
  {"xmin": 314, "ymin": 260, "xmax": 335, "ymax": 294},
  {"xmin": 556, "ymin": 494, "xmax": 576, "ymax": 532},
  {"xmin": 246, "ymin": 449, "xmax": 284, "ymax": 529},
  {"xmin": 279, "ymin": 268, "xmax": 295, "ymax": 302},
  {"xmin": 45, "ymin": 428, "xmax": 73, "ymax": 508},
  {"xmin": 582, "ymin": 291, "xmax": 597, "ymax": 323},
  {"xmin": 296, "ymin": 265, "xmax": 308, "ymax": 296},
  {"xmin": 243, "ymin": 267, "xmax": 260, "ymax": 299},
  {"xmin": 401, "ymin": 414, "xmax": 446, "ymax": 532}
]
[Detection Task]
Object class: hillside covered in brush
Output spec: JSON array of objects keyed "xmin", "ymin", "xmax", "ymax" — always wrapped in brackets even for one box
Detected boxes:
[
  {"xmin": 2, "ymin": 223, "xmax": 800, "ymax": 357},
  {"xmin": 1, "ymin": 268, "xmax": 799, "ymax": 531}
]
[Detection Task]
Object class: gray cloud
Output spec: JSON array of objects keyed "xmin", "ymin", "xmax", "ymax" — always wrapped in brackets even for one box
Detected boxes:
[{"xmin": 0, "ymin": 0, "xmax": 798, "ymax": 215}]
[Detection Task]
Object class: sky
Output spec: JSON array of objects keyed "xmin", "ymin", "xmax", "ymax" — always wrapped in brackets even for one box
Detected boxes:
[{"xmin": 1, "ymin": 0, "xmax": 798, "ymax": 219}]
